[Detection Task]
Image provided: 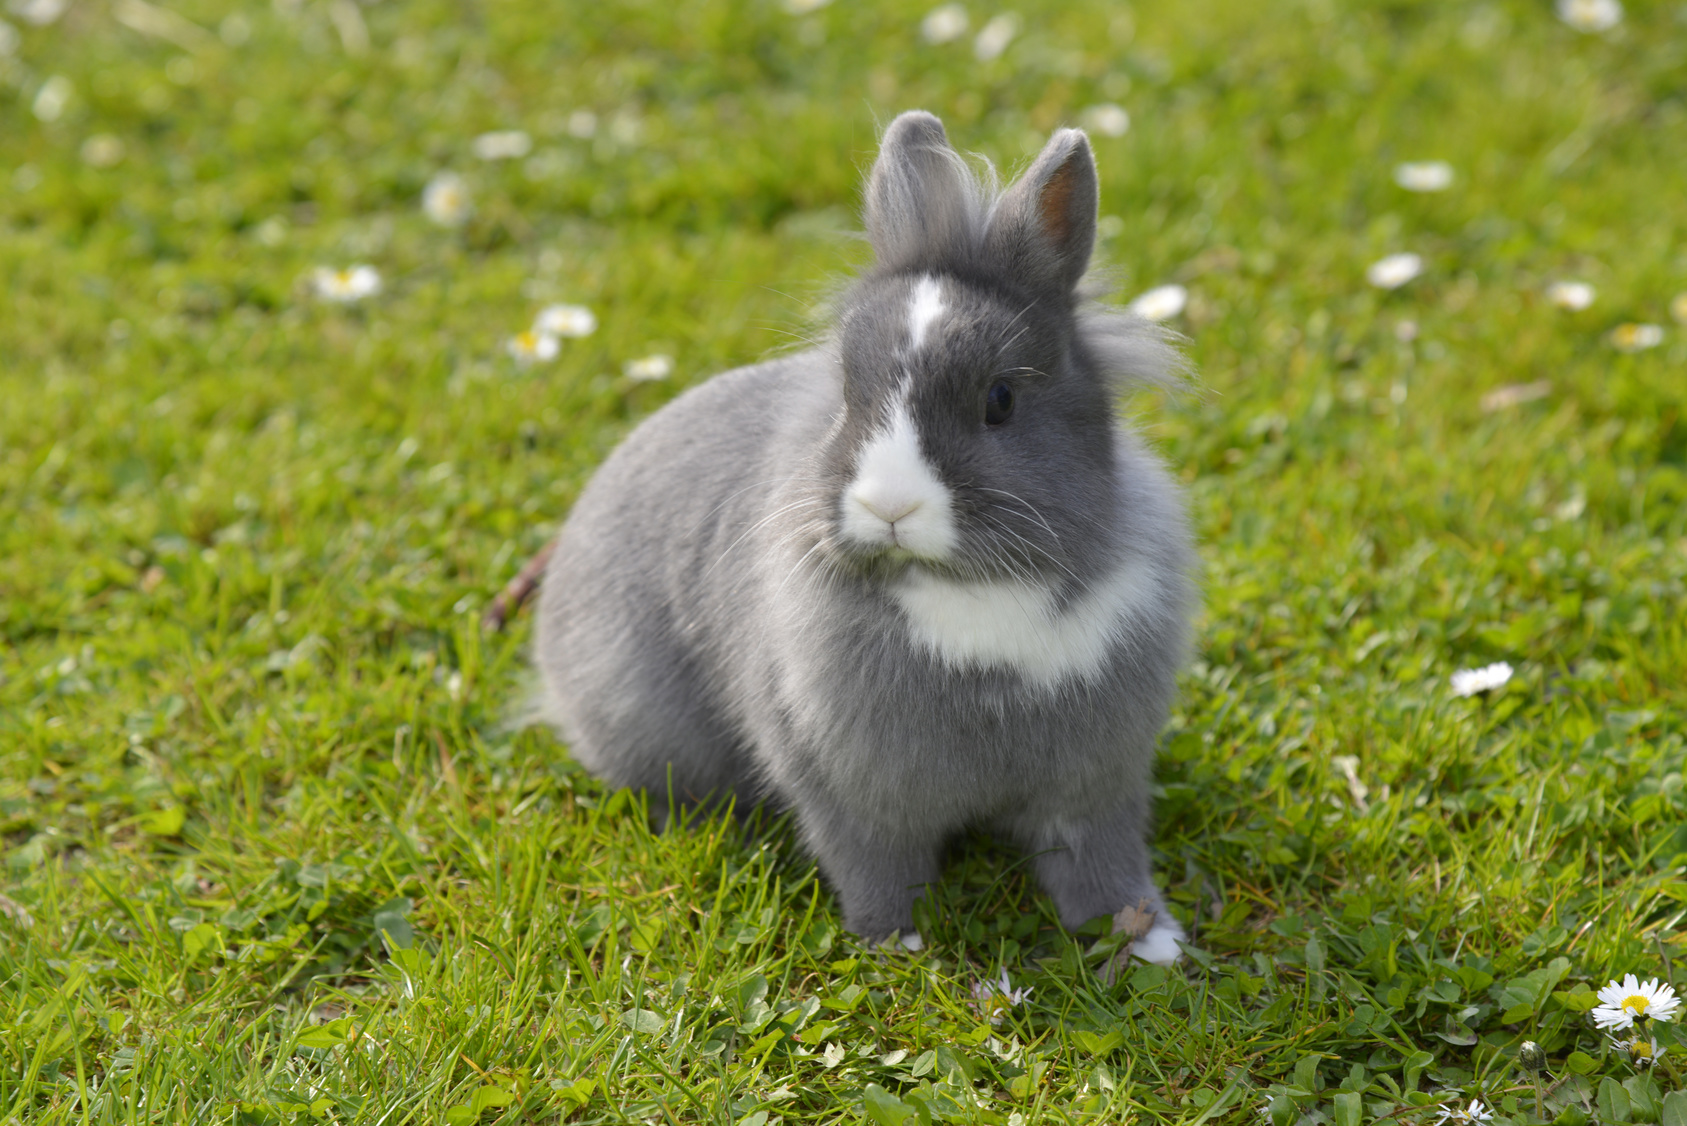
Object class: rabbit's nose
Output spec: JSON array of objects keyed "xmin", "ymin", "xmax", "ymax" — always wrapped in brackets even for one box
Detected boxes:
[{"xmin": 855, "ymin": 495, "xmax": 922, "ymax": 525}]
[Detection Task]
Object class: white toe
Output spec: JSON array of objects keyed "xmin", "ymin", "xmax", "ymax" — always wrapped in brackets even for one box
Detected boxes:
[
  {"xmin": 899, "ymin": 930, "xmax": 924, "ymax": 952},
  {"xmin": 1132, "ymin": 916, "xmax": 1184, "ymax": 965}
]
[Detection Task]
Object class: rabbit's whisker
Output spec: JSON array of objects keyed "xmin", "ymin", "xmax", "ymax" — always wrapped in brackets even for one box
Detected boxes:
[{"xmin": 705, "ymin": 497, "xmax": 830, "ymax": 576}]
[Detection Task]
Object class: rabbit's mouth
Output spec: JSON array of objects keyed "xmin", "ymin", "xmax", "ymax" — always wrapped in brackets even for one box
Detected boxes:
[{"xmin": 829, "ymin": 537, "xmax": 1026, "ymax": 587}]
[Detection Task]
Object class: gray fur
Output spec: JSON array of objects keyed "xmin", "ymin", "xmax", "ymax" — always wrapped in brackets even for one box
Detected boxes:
[{"xmin": 534, "ymin": 111, "xmax": 1196, "ymax": 942}]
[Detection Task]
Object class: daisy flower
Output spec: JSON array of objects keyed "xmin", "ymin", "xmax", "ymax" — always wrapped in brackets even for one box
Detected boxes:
[
  {"xmin": 567, "ymin": 110, "xmax": 598, "ymax": 139},
  {"xmin": 1610, "ymin": 323, "xmax": 1663, "ymax": 353},
  {"xmin": 472, "ymin": 130, "xmax": 532, "ymax": 161},
  {"xmin": 625, "ymin": 354, "xmax": 674, "ymax": 382},
  {"xmin": 973, "ymin": 13, "xmax": 1018, "ymax": 60},
  {"xmin": 1393, "ymin": 161, "xmax": 1454, "ymax": 192},
  {"xmin": 1366, "ymin": 252, "xmax": 1424, "ymax": 290},
  {"xmin": 422, "ymin": 172, "xmax": 472, "ymax": 228},
  {"xmin": 1557, "ymin": 0, "xmax": 1621, "ymax": 32},
  {"xmin": 507, "ymin": 331, "xmax": 560, "ymax": 365},
  {"xmin": 1609, "ymin": 1033, "xmax": 1665, "ymax": 1066},
  {"xmin": 535, "ymin": 304, "xmax": 597, "ymax": 338},
  {"xmin": 1434, "ymin": 1099, "xmax": 1494, "ymax": 1125},
  {"xmin": 1128, "ymin": 284, "xmax": 1187, "ymax": 322},
  {"xmin": 1450, "ymin": 662, "xmax": 1512, "ymax": 697},
  {"xmin": 1082, "ymin": 103, "xmax": 1131, "ymax": 138},
  {"xmin": 970, "ymin": 969, "xmax": 1031, "ymax": 1026},
  {"xmin": 312, "ymin": 265, "xmax": 381, "ymax": 303},
  {"xmin": 1593, "ymin": 975, "xmax": 1680, "ymax": 1030},
  {"xmin": 80, "ymin": 134, "xmax": 125, "ymax": 168},
  {"xmin": 32, "ymin": 75, "xmax": 72, "ymax": 122},
  {"xmin": 921, "ymin": 3, "xmax": 968, "ymax": 44},
  {"xmin": 11, "ymin": 0, "xmax": 66, "ymax": 27},
  {"xmin": 1546, "ymin": 280, "xmax": 1595, "ymax": 310},
  {"xmin": 1479, "ymin": 381, "xmax": 1551, "ymax": 412}
]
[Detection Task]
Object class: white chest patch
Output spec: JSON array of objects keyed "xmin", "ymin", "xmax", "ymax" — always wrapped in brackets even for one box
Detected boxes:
[
  {"xmin": 891, "ymin": 555, "xmax": 1168, "ymax": 689},
  {"xmin": 841, "ymin": 387, "xmax": 957, "ymax": 560},
  {"xmin": 906, "ymin": 275, "xmax": 946, "ymax": 352}
]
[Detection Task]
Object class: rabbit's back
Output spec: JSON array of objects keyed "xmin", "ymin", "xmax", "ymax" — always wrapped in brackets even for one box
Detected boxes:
[{"xmin": 533, "ymin": 351, "xmax": 837, "ymax": 807}]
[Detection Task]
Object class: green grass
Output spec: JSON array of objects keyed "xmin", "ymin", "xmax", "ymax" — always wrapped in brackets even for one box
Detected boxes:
[{"xmin": 4, "ymin": 0, "xmax": 1687, "ymax": 1121}]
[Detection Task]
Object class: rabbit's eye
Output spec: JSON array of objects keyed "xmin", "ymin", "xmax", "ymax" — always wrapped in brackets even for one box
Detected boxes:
[{"xmin": 985, "ymin": 381, "xmax": 1014, "ymax": 426}]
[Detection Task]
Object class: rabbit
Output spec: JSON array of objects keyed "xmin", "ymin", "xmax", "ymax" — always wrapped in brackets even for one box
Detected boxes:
[{"xmin": 533, "ymin": 110, "xmax": 1195, "ymax": 963}]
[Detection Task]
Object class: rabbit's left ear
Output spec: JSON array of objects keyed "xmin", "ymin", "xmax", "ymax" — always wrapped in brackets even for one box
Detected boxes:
[{"xmin": 984, "ymin": 128, "xmax": 1098, "ymax": 295}]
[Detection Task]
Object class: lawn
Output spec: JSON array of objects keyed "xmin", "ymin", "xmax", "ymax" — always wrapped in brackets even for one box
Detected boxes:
[{"xmin": 3, "ymin": 0, "xmax": 1687, "ymax": 1122}]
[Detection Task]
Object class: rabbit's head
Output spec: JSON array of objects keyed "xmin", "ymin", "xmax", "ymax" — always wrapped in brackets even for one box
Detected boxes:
[{"xmin": 812, "ymin": 112, "xmax": 1175, "ymax": 588}]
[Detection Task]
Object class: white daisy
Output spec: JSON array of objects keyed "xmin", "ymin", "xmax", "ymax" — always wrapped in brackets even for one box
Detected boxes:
[
  {"xmin": 1546, "ymin": 280, "xmax": 1595, "ymax": 310},
  {"xmin": 1610, "ymin": 323, "xmax": 1663, "ymax": 353},
  {"xmin": 422, "ymin": 172, "xmax": 472, "ymax": 228},
  {"xmin": 312, "ymin": 265, "xmax": 382, "ymax": 303},
  {"xmin": 973, "ymin": 13, "xmax": 1018, "ymax": 60},
  {"xmin": 1557, "ymin": 0, "xmax": 1622, "ymax": 32},
  {"xmin": 506, "ymin": 330, "xmax": 560, "ymax": 365},
  {"xmin": 1434, "ymin": 1099, "xmax": 1494, "ymax": 1125},
  {"xmin": 921, "ymin": 3, "xmax": 968, "ymax": 43},
  {"xmin": 10, "ymin": 0, "xmax": 67, "ymax": 26},
  {"xmin": 80, "ymin": 134, "xmax": 126, "ymax": 168},
  {"xmin": 1082, "ymin": 103, "xmax": 1131, "ymax": 138},
  {"xmin": 970, "ymin": 969, "xmax": 1031, "ymax": 1026},
  {"xmin": 1672, "ymin": 294, "xmax": 1687, "ymax": 324},
  {"xmin": 535, "ymin": 304, "xmax": 597, "ymax": 338},
  {"xmin": 566, "ymin": 110, "xmax": 598, "ymax": 139},
  {"xmin": 32, "ymin": 75, "xmax": 72, "ymax": 122},
  {"xmin": 1450, "ymin": 662, "xmax": 1512, "ymax": 697},
  {"xmin": 1609, "ymin": 1033, "xmax": 1665, "ymax": 1065},
  {"xmin": 472, "ymin": 130, "xmax": 532, "ymax": 161},
  {"xmin": 1479, "ymin": 380, "xmax": 1552, "ymax": 412},
  {"xmin": 625, "ymin": 354, "xmax": 674, "ymax": 382},
  {"xmin": 1128, "ymin": 283, "xmax": 1187, "ymax": 322},
  {"xmin": 1593, "ymin": 975, "xmax": 1680, "ymax": 1030},
  {"xmin": 1393, "ymin": 161, "xmax": 1454, "ymax": 192},
  {"xmin": 1366, "ymin": 252, "xmax": 1424, "ymax": 290}
]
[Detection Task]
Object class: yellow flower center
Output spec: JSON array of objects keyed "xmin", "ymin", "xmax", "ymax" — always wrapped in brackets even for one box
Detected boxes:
[
  {"xmin": 515, "ymin": 332, "xmax": 537, "ymax": 351},
  {"xmin": 1622, "ymin": 995, "xmax": 1650, "ymax": 1017},
  {"xmin": 1632, "ymin": 1040, "xmax": 1656, "ymax": 1059}
]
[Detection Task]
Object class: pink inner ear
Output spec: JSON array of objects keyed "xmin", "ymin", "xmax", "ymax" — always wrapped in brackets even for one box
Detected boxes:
[{"xmin": 1038, "ymin": 159, "xmax": 1079, "ymax": 245}]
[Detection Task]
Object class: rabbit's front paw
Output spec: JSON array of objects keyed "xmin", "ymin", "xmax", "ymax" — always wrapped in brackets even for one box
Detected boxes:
[
  {"xmin": 876, "ymin": 929, "xmax": 924, "ymax": 953},
  {"xmin": 1133, "ymin": 915, "xmax": 1184, "ymax": 965}
]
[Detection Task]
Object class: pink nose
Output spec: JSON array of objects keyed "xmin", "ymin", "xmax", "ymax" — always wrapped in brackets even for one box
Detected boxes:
[{"xmin": 856, "ymin": 496, "xmax": 920, "ymax": 524}]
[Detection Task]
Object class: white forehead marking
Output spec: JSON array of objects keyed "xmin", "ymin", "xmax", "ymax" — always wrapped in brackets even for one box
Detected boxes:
[
  {"xmin": 891, "ymin": 554, "xmax": 1173, "ymax": 689},
  {"xmin": 906, "ymin": 274, "xmax": 946, "ymax": 352},
  {"xmin": 840, "ymin": 383, "xmax": 957, "ymax": 560}
]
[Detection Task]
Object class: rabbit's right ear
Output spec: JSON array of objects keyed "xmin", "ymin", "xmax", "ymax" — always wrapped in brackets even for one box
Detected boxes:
[{"xmin": 864, "ymin": 111, "xmax": 978, "ymax": 273}]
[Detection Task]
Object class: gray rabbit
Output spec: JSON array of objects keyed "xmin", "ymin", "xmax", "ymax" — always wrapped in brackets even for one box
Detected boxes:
[{"xmin": 534, "ymin": 111, "xmax": 1194, "ymax": 961}]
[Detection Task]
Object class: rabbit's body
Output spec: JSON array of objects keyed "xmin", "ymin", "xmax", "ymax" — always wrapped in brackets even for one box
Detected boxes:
[{"xmin": 535, "ymin": 112, "xmax": 1195, "ymax": 958}]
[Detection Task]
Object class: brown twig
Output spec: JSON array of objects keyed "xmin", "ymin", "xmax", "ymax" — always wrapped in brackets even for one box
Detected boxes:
[{"xmin": 480, "ymin": 540, "xmax": 556, "ymax": 633}]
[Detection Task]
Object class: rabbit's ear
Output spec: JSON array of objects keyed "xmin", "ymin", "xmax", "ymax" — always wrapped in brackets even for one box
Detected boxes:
[
  {"xmin": 865, "ymin": 111, "xmax": 979, "ymax": 273},
  {"xmin": 984, "ymin": 128, "xmax": 1098, "ymax": 295}
]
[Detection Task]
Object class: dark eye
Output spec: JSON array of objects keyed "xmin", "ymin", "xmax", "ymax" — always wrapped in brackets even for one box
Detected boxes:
[{"xmin": 985, "ymin": 381, "xmax": 1014, "ymax": 426}]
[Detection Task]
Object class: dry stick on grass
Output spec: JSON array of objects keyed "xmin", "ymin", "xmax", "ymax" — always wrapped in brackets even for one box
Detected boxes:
[
  {"xmin": 1102, "ymin": 898, "xmax": 1158, "ymax": 984},
  {"xmin": 480, "ymin": 540, "xmax": 556, "ymax": 633}
]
